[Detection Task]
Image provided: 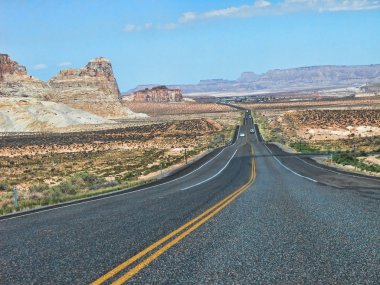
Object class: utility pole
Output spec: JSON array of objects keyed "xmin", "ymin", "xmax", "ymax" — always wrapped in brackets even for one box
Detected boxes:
[{"xmin": 184, "ymin": 148, "xmax": 188, "ymax": 165}]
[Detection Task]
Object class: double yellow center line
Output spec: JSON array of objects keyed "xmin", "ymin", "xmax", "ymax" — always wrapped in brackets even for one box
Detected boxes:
[{"xmin": 91, "ymin": 144, "xmax": 255, "ymax": 285}]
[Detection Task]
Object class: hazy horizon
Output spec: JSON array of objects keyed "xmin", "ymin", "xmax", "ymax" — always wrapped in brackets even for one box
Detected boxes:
[{"xmin": 1, "ymin": 0, "xmax": 380, "ymax": 91}]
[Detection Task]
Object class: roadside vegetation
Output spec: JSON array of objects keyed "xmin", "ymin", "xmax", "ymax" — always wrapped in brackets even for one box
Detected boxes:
[
  {"xmin": 0, "ymin": 117, "xmax": 239, "ymax": 216},
  {"xmin": 332, "ymin": 152, "xmax": 380, "ymax": 173},
  {"xmin": 250, "ymin": 102, "xmax": 380, "ymax": 175}
]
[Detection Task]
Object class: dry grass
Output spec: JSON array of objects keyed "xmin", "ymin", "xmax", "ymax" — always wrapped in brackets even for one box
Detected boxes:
[
  {"xmin": 127, "ymin": 102, "xmax": 234, "ymax": 116},
  {"xmin": 250, "ymin": 98, "xmax": 380, "ymax": 153},
  {"xmin": 0, "ymin": 114, "xmax": 241, "ymax": 214},
  {"xmin": 242, "ymin": 96, "xmax": 380, "ymax": 110}
]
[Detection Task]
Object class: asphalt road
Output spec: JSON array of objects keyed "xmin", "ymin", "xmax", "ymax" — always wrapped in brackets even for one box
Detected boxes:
[{"xmin": 0, "ymin": 111, "xmax": 379, "ymax": 284}]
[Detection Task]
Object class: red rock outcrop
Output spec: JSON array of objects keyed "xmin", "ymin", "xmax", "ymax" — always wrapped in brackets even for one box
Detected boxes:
[
  {"xmin": 0, "ymin": 54, "xmax": 49, "ymax": 98},
  {"xmin": 126, "ymin": 86, "xmax": 183, "ymax": 102}
]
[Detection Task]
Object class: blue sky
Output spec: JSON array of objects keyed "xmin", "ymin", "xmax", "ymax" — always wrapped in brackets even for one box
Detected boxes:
[{"xmin": 1, "ymin": 0, "xmax": 380, "ymax": 91}]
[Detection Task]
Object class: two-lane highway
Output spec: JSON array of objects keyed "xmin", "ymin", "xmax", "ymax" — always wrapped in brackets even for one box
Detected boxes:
[
  {"xmin": 1, "ymin": 110, "xmax": 379, "ymax": 284},
  {"xmin": 0, "ymin": 112, "xmax": 254, "ymax": 284}
]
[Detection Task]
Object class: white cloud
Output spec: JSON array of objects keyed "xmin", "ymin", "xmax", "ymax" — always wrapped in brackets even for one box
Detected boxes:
[
  {"xmin": 203, "ymin": 6, "xmax": 243, "ymax": 18},
  {"xmin": 158, "ymin": 23, "xmax": 179, "ymax": 30},
  {"xmin": 144, "ymin": 23, "xmax": 153, "ymax": 29},
  {"xmin": 32, "ymin": 63, "xmax": 47, "ymax": 70},
  {"xmin": 317, "ymin": 0, "xmax": 380, "ymax": 12},
  {"xmin": 57, "ymin": 61, "xmax": 72, "ymax": 67},
  {"xmin": 124, "ymin": 0, "xmax": 380, "ymax": 32},
  {"xmin": 178, "ymin": 12, "xmax": 197, "ymax": 24},
  {"xmin": 124, "ymin": 24, "xmax": 142, "ymax": 32},
  {"xmin": 275, "ymin": 0, "xmax": 380, "ymax": 13},
  {"xmin": 124, "ymin": 22, "xmax": 155, "ymax": 32},
  {"xmin": 255, "ymin": 0, "xmax": 272, "ymax": 8}
]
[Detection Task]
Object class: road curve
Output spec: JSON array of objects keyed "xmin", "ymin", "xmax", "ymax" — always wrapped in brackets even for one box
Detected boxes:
[{"xmin": 0, "ymin": 111, "xmax": 379, "ymax": 284}]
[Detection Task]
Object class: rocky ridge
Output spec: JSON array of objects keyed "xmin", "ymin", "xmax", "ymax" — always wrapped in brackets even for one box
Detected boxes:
[
  {"xmin": 130, "ymin": 64, "xmax": 380, "ymax": 94},
  {"xmin": 0, "ymin": 54, "xmax": 144, "ymax": 119},
  {"xmin": 0, "ymin": 54, "xmax": 49, "ymax": 98},
  {"xmin": 47, "ymin": 57, "xmax": 137, "ymax": 117},
  {"xmin": 124, "ymin": 86, "xmax": 182, "ymax": 102},
  {"xmin": 48, "ymin": 57, "xmax": 121, "ymax": 102}
]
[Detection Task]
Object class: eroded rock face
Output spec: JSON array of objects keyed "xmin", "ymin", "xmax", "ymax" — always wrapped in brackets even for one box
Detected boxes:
[
  {"xmin": 48, "ymin": 57, "xmax": 121, "ymax": 102},
  {"xmin": 48, "ymin": 57, "xmax": 140, "ymax": 118},
  {"xmin": 0, "ymin": 54, "xmax": 144, "ymax": 118},
  {"xmin": 0, "ymin": 54, "xmax": 49, "ymax": 98},
  {"xmin": 126, "ymin": 86, "xmax": 182, "ymax": 102}
]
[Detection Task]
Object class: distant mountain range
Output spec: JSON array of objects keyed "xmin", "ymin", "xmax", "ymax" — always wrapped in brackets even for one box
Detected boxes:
[{"xmin": 127, "ymin": 64, "xmax": 380, "ymax": 95}]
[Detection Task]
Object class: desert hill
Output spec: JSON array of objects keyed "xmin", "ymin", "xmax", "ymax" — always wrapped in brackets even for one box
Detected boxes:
[{"xmin": 0, "ymin": 98, "xmax": 113, "ymax": 132}]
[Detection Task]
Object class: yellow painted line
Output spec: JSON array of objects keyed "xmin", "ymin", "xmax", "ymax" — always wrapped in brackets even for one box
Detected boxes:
[
  {"xmin": 91, "ymin": 190, "xmax": 243, "ymax": 284},
  {"xmin": 90, "ymin": 188, "xmax": 243, "ymax": 285},
  {"xmin": 112, "ymin": 189, "xmax": 248, "ymax": 285},
  {"xmin": 91, "ymin": 144, "xmax": 255, "ymax": 285}
]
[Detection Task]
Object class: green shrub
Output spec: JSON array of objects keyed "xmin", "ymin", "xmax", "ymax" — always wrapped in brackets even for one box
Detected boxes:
[
  {"xmin": 332, "ymin": 153, "xmax": 380, "ymax": 173},
  {"xmin": 74, "ymin": 172, "xmax": 103, "ymax": 186},
  {"xmin": 123, "ymin": 172, "xmax": 135, "ymax": 180},
  {"xmin": 289, "ymin": 141, "xmax": 320, "ymax": 153},
  {"xmin": 29, "ymin": 184, "xmax": 49, "ymax": 193},
  {"xmin": 54, "ymin": 180, "xmax": 80, "ymax": 195},
  {"xmin": 332, "ymin": 153, "xmax": 358, "ymax": 165},
  {"xmin": 0, "ymin": 181, "xmax": 11, "ymax": 192},
  {"xmin": 49, "ymin": 187, "xmax": 64, "ymax": 199}
]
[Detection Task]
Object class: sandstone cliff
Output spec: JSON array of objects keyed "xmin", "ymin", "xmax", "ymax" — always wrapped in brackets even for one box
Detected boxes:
[
  {"xmin": 48, "ymin": 57, "xmax": 121, "ymax": 102},
  {"xmin": 0, "ymin": 54, "xmax": 146, "ymax": 119},
  {"xmin": 0, "ymin": 54, "xmax": 49, "ymax": 98},
  {"xmin": 48, "ymin": 57, "xmax": 130, "ymax": 117},
  {"xmin": 125, "ymin": 86, "xmax": 182, "ymax": 102}
]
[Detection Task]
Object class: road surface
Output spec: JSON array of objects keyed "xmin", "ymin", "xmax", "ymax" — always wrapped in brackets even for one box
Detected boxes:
[{"xmin": 0, "ymin": 111, "xmax": 379, "ymax": 284}]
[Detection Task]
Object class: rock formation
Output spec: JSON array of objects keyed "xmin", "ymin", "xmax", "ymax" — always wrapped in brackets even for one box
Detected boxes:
[
  {"xmin": 130, "ymin": 64, "xmax": 380, "ymax": 94},
  {"xmin": 125, "ymin": 86, "xmax": 182, "ymax": 102},
  {"xmin": 48, "ymin": 57, "xmax": 121, "ymax": 102},
  {"xmin": 0, "ymin": 54, "xmax": 146, "ymax": 119},
  {"xmin": 0, "ymin": 54, "xmax": 49, "ymax": 98},
  {"xmin": 47, "ymin": 57, "xmax": 144, "ymax": 118}
]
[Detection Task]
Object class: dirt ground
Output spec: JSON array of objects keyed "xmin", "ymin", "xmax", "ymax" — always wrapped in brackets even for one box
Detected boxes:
[
  {"xmin": 0, "ymin": 112, "xmax": 241, "ymax": 212},
  {"xmin": 248, "ymin": 96, "xmax": 380, "ymax": 158},
  {"xmin": 127, "ymin": 101, "xmax": 234, "ymax": 116}
]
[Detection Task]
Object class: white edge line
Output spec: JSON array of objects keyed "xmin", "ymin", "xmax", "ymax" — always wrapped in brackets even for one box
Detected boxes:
[
  {"xmin": 254, "ymin": 124, "xmax": 261, "ymax": 142},
  {"xmin": 0, "ymin": 186, "xmax": 154, "ymax": 222},
  {"xmin": 0, "ymin": 127, "xmax": 242, "ymax": 222},
  {"xmin": 180, "ymin": 149, "xmax": 239, "ymax": 191},
  {"xmin": 263, "ymin": 143, "xmax": 317, "ymax": 183},
  {"xmin": 295, "ymin": 156, "xmax": 380, "ymax": 182}
]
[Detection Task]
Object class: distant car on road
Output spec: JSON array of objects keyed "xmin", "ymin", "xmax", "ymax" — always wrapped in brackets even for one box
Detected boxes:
[
  {"xmin": 250, "ymin": 129, "xmax": 255, "ymax": 133},
  {"xmin": 240, "ymin": 133, "xmax": 245, "ymax": 137}
]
